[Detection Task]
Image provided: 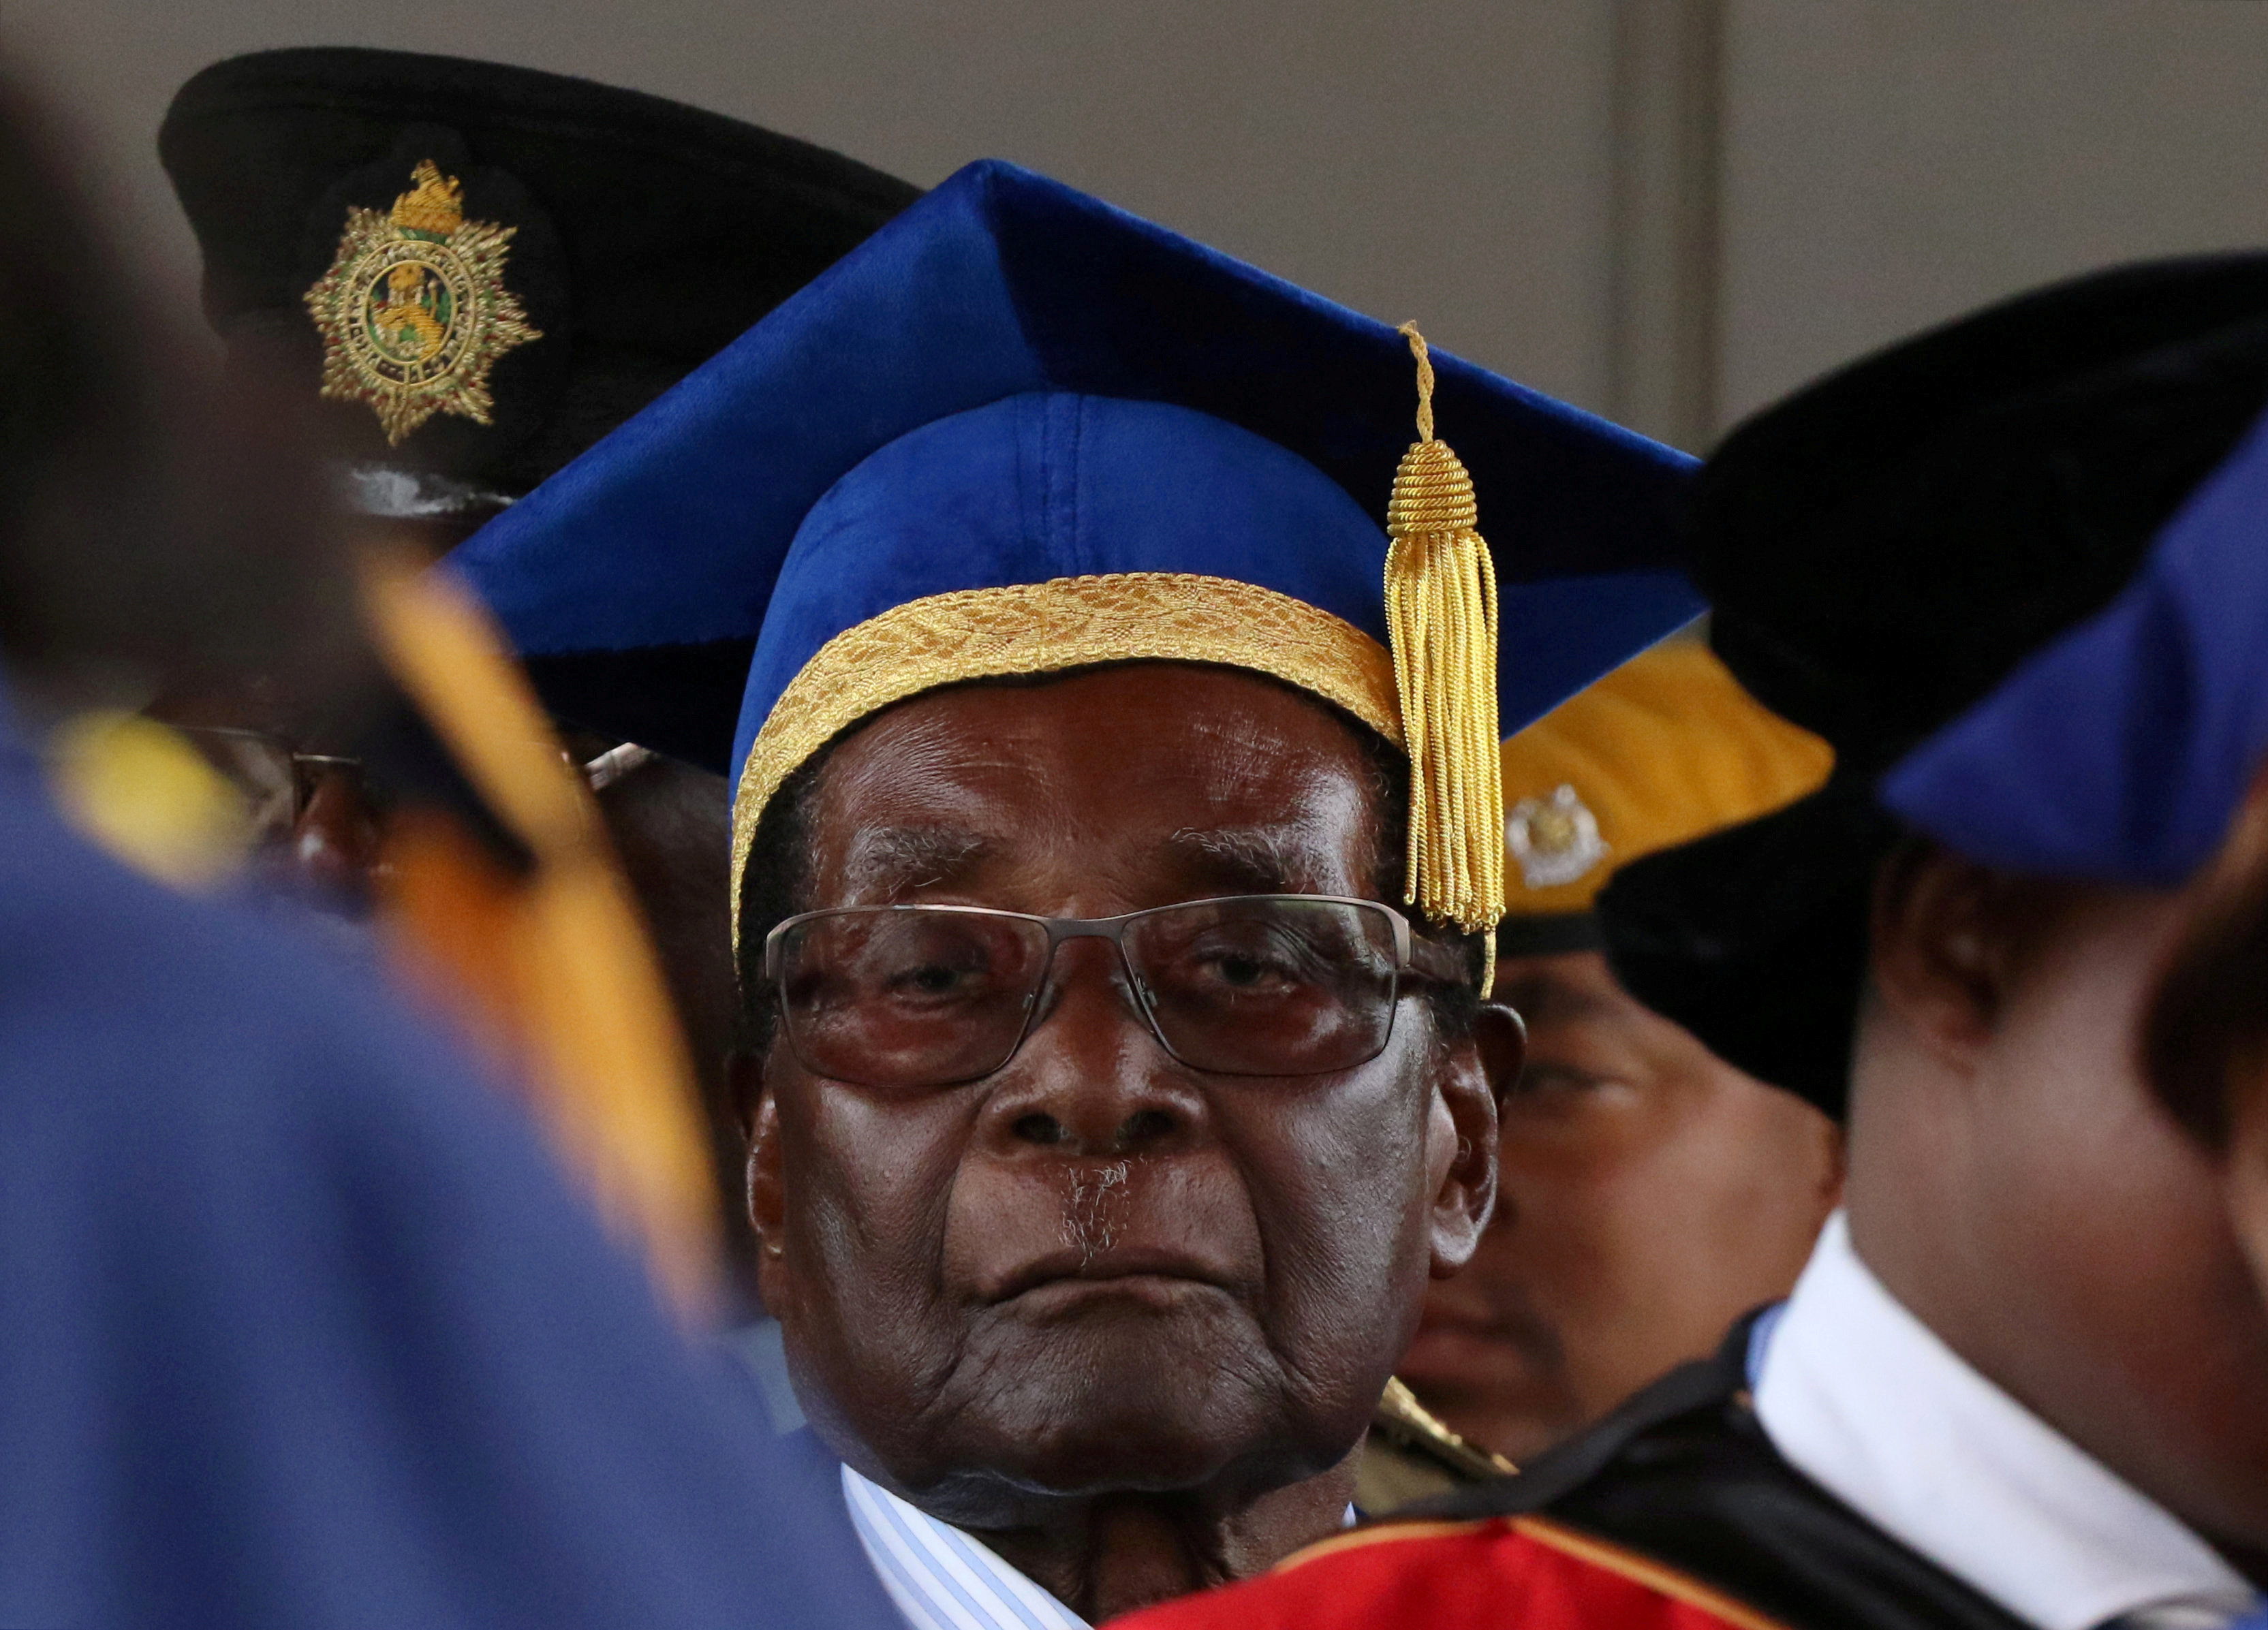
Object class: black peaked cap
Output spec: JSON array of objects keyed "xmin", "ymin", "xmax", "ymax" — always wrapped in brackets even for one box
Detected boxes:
[
  {"xmin": 161, "ymin": 48, "xmax": 920, "ymax": 501},
  {"xmin": 1600, "ymin": 253, "xmax": 2268, "ymax": 1117}
]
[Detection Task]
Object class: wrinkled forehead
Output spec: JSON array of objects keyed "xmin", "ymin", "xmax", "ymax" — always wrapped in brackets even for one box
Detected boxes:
[{"xmin": 800, "ymin": 664, "xmax": 1393, "ymax": 907}]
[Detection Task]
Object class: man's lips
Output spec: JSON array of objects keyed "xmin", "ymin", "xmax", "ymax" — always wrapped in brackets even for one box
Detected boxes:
[
  {"xmin": 1402, "ymin": 1294, "xmax": 1561, "ymax": 1370},
  {"xmin": 1413, "ymin": 1302, "xmax": 1514, "ymax": 1341},
  {"xmin": 984, "ymin": 1244, "xmax": 1237, "ymax": 1306}
]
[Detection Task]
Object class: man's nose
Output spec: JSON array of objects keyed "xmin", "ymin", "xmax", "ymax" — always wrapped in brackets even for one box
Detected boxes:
[{"xmin": 974, "ymin": 937, "xmax": 1207, "ymax": 1159}]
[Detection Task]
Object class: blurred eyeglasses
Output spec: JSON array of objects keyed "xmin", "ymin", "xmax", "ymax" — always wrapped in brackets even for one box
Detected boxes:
[
  {"xmin": 177, "ymin": 726, "xmax": 659, "ymax": 845},
  {"xmin": 759, "ymin": 894, "xmax": 1470, "ymax": 1088},
  {"xmin": 176, "ymin": 725, "xmax": 362, "ymax": 847}
]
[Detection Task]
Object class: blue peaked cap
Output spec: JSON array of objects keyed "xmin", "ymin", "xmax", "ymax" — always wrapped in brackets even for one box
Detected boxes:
[
  {"xmin": 1882, "ymin": 404, "xmax": 2268, "ymax": 887},
  {"xmin": 451, "ymin": 159, "xmax": 1700, "ymax": 783}
]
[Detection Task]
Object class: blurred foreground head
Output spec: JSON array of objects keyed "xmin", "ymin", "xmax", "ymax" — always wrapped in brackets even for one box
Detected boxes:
[
  {"xmin": 0, "ymin": 52, "xmax": 729, "ymax": 1318},
  {"xmin": 159, "ymin": 51, "xmax": 922, "ymax": 1302},
  {"xmin": 0, "ymin": 60, "xmax": 907, "ymax": 1625},
  {"xmin": 0, "ymin": 74, "xmax": 355, "ymax": 727},
  {"xmin": 1399, "ymin": 640, "xmax": 1842, "ymax": 1465}
]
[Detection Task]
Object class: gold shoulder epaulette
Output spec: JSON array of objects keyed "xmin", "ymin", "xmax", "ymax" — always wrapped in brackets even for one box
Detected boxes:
[{"xmin": 1373, "ymin": 1375, "xmax": 1517, "ymax": 1482}]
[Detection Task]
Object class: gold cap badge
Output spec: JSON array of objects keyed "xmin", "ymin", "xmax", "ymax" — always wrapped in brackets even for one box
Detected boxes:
[{"xmin": 304, "ymin": 159, "xmax": 542, "ymax": 445}]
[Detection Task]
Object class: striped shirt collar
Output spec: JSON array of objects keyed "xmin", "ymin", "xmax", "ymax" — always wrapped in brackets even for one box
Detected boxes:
[{"xmin": 843, "ymin": 1463, "xmax": 1090, "ymax": 1630}]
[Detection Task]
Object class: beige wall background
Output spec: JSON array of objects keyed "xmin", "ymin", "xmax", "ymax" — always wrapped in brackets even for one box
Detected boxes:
[
  {"xmin": 1722, "ymin": 1, "xmax": 2268, "ymax": 426},
  {"xmin": 10, "ymin": 0, "xmax": 2268, "ymax": 452}
]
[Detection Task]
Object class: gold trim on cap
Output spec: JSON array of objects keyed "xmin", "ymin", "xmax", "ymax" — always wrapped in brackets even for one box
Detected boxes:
[{"xmin": 728, "ymin": 570, "xmax": 1402, "ymax": 947}]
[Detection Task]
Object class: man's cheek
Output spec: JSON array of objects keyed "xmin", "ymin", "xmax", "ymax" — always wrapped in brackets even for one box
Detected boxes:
[
  {"xmin": 797, "ymin": 1176, "xmax": 972, "ymax": 1416},
  {"xmin": 781, "ymin": 1133, "xmax": 929, "ymax": 1336},
  {"xmin": 1256, "ymin": 1102, "xmax": 1430, "ymax": 1326}
]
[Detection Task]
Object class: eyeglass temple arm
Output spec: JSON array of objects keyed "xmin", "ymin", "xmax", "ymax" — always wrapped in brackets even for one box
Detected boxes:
[{"xmin": 1405, "ymin": 928, "xmax": 1482, "ymax": 986}]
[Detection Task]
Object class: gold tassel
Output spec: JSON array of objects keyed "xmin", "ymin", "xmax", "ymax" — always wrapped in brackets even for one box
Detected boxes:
[{"xmin": 1386, "ymin": 323, "xmax": 1505, "ymax": 996}]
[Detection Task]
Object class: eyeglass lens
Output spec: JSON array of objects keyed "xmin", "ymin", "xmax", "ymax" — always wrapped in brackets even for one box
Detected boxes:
[{"xmin": 773, "ymin": 896, "xmax": 1403, "ymax": 1088}]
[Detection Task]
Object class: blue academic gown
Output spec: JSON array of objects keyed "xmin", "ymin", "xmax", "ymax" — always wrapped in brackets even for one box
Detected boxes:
[{"xmin": 0, "ymin": 708, "xmax": 897, "ymax": 1630}]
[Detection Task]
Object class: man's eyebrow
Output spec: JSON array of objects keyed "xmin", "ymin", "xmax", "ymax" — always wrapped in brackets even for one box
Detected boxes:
[
  {"xmin": 1163, "ymin": 825, "xmax": 1337, "ymax": 894},
  {"xmin": 838, "ymin": 826, "xmax": 994, "ymax": 900}
]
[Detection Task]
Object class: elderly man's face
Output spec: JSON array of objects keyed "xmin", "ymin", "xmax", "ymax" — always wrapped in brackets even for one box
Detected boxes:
[{"xmin": 744, "ymin": 665, "xmax": 1502, "ymax": 1527}]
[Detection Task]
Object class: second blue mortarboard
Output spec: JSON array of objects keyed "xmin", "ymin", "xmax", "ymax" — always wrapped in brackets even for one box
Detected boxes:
[
  {"xmin": 1882, "ymin": 403, "xmax": 2268, "ymax": 887},
  {"xmin": 450, "ymin": 159, "xmax": 1701, "ymax": 954}
]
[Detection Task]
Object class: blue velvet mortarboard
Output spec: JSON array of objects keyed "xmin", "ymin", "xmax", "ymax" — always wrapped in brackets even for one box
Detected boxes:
[
  {"xmin": 1882, "ymin": 405, "xmax": 2268, "ymax": 886},
  {"xmin": 452, "ymin": 159, "xmax": 1698, "ymax": 785},
  {"xmin": 742, "ymin": 392, "xmax": 1395, "ymax": 778}
]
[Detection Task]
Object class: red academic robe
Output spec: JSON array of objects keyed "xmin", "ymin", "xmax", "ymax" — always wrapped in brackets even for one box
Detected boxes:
[
  {"xmin": 1115, "ymin": 1513, "xmax": 1788, "ymax": 1630},
  {"xmin": 1115, "ymin": 1315, "xmax": 2030, "ymax": 1630}
]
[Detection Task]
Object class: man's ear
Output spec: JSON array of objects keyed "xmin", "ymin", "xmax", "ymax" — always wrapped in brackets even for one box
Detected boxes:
[
  {"xmin": 734, "ymin": 1052, "xmax": 791, "ymax": 1311},
  {"xmin": 1476, "ymin": 999, "xmax": 1527, "ymax": 1107},
  {"xmin": 1869, "ymin": 841, "xmax": 2037, "ymax": 1069},
  {"xmin": 1427, "ymin": 1029, "xmax": 1504, "ymax": 1279}
]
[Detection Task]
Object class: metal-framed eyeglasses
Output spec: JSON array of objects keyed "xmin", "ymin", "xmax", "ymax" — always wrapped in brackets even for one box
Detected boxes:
[{"xmin": 759, "ymin": 894, "xmax": 1472, "ymax": 1088}]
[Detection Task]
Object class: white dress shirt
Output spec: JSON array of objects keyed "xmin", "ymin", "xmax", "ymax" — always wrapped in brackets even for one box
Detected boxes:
[{"xmin": 1754, "ymin": 1212, "xmax": 2258, "ymax": 1630}]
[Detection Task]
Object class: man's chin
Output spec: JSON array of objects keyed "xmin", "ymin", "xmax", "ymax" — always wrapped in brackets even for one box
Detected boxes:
[
  {"xmin": 887, "ymin": 1413, "xmax": 1265, "ymax": 1524},
  {"xmin": 918, "ymin": 1323, "xmax": 1323, "ymax": 1505},
  {"xmin": 996, "ymin": 1419, "xmax": 1249, "ymax": 1498}
]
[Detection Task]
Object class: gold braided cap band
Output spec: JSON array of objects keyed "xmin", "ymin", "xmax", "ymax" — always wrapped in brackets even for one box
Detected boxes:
[{"xmin": 728, "ymin": 571, "xmax": 1402, "ymax": 948}]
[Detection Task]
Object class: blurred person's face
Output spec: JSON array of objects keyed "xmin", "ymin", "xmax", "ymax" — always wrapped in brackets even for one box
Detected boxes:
[
  {"xmin": 174, "ymin": 708, "xmax": 755, "ymax": 1274},
  {"xmin": 149, "ymin": 500, "xmax": 754, "ymax": 1297},
  {"xmin": 1851, "ymin": 849, "xmax": 2268, "ymax": 1565},
  {"xmin": 149, "ymin": 699, "xmax": 384, "ymax": 915},
  {"xmin": 1397, "ymin": 947, "xmax": 1840, "ymax": 1464},
  {"xmin": 149, "ymin": 516, "xmax": 465, "ymax": 915}
]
